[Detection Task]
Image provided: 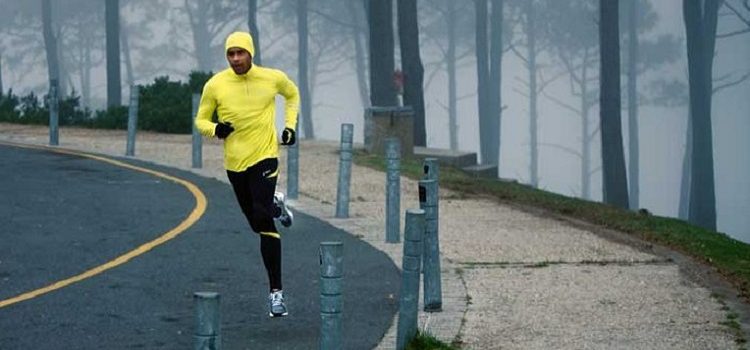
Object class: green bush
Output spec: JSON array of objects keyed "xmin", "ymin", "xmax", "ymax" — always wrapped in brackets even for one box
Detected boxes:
[
  {"xmin": 58, "ymin": 93, "xmax": 92, "ymax": 126},
  {"xmin": 138, "ymin": 76, "xmax": 190, "ymax": 133},
  {"xmin": 1, "ymin": 70, "xmax": 213, "ymax": 132},
  {"xmin": 137, "ymin": 71, "xmax": 212, "ymax": 134},
  {"xmin": 0, "ymin": 89, "xmax": 20, "ymax": 122},
  {"xmin": 91, "ymin": 106, "xmax": 128, "ymax": 129},
  {"xmin": 19, "ymin": 91, "xmax": 48, "ymax": 124}
]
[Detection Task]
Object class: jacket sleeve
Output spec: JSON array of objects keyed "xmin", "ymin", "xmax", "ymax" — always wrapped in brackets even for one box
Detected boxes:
[
  {"xmin": 277, "ymin": 72, "xmax": 300, "ymax": 130},
  {"xmin": 194, "ymin": 81, "xmax": 217, "ymax": 137}
]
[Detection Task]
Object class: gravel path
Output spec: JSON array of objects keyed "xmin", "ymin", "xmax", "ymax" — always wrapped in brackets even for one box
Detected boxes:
[{"xmin": 1, "ymin": 123, "xmax": 746, "ymax": 349}]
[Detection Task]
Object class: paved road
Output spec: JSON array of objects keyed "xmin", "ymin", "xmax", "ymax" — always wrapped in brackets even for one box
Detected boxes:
[{"xmin": 0, "ymin": 144, "xmax": 399, "ymax": 349}]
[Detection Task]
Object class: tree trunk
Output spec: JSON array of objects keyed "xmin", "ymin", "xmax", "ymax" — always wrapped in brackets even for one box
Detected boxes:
[
  {"xmin": 581, "ymin": 58, "xmax": 591, "ymax": 200},
  {"xmin": 298, "ymin": 0, "xmax": 314, "ymax": 139},
  {"xmin": 627, "ymin": 0, "xmax": 639, "ymax": 210},
  {"xmin": 447, "ymin": 0, "xmax": 458, "ymax": 151},
  {"xmin": 398, "ymin": 0, "xmax": 426, "ymax": 146},
  {"xmin": 475, "ymin": 0, "xmax": 489, "ymax": 162},
  {"xmin": 186, "ymin": 0, "xmax": 213, "ymax": 72},
  {"xmin": 599, "ymin": 0, "xmax": 629, "ymax": 208},
  {"xmin": 106, "ymin": 0, "xmax": 122, "ymax": 107},
  {"xmin": 684, "ymin": 0, "xmax": 720, "ymax": 230},
  {"xmin": 487, "ymin": 0, "xmax": 503, "ymax": 167},
  {"xmin": 248, "ymin": 0, "xmax": 261, "ymax": 65},
  {"xmin": 121, "ymin": 25, "xmax": 135, "ymax": 88},
  {"xmin": 42, "ymin": 0, "xmax": 60, "ymax": 88},
  {"xmin": 78, "ymin": 35, "xmax": 92, "ymax": 109},
  {"xmin": 527, "ymin": 0, "xmax": 539, "ymax": 188},
  {"xmin": 678, "ymin": 111, "xmax": 692, "ymax": 220},
  {"xmin": 368, "ymin": 0, "xmax": 397, "ymax": 107},
  {"xmin": 0, "ymin": 54, "xmax": 3, "ymax": 95},
  {"xmin": 350, "ymin": 1, "xmax": 370, "ymax": 108}
]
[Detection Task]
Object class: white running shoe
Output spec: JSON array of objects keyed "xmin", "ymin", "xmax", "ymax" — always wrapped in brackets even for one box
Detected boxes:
[
  {"xmin": 274, "ymin": 191, "xmax": 293, "ymax": 227},
  {"xmin": 268, "ymin": 290, "xmax": 288, "ymax": 317}
]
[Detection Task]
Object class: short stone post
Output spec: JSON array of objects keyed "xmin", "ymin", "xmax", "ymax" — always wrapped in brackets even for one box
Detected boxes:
[
  {"xmin": 126, "ymin": 85, "xmax": 139, "ymax": 157},
  {"xmin": 287, "ymin": 124, "xmax": 299, "ymax": 199},
  {"xmin": 335, "ymin": 123, "xmax": 354, "ymax": 218},
  {"xmin": 419, "ymin": 179, "xmax": 442, "ymax": 312},
  {"xmin": 320, "ymin": 241, "xmax": 343, "ymax": 350},
  {"xmin": 385, "ymin": 138, "xmax": 401, "ymax": 243},
  {"xmin": 48, "ymin": 79, "xmax": 59, "ymax": 146},
  {"xmin": 194, "ymin": 292, "xmax": 221, "ymax": 350},
  {"xmin": 423, "ymin": 157, "xmax": 439, "ymax": 182},
  {"xmin": 191, "ymin": 93, "xmax": 202, "ymax": 168},
  {"xmin": 396, "ymin": 209, "xmax": 425, "ymax": 350}
]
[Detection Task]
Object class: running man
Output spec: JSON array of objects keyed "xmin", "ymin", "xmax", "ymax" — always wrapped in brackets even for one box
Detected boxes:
[{"xmin": 194, "ymin": 31, "xmax": 299, "ymax": 317}]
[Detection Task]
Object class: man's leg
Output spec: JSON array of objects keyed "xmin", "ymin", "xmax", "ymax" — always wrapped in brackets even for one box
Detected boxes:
[
  {"xmin": 227, "ymin": 161, "xmax": 286, "ymax": 316},
  {"xmin": 247, "ymin": 159, "xmax": 288, "ymax": 317}
]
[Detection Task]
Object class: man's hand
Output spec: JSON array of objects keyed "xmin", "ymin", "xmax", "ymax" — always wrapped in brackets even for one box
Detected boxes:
[
  {"xmin": 280, "ymin": 127, "xmax": 296, "ymax": 146},
  {"xmin": 215, "ymin": 122, "xmax": 234, "ymax": 139}
]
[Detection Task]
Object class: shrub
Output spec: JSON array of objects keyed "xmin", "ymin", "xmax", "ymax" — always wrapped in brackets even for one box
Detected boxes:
[
  {"xmin": 137, "ymin": 71, "xmax": 212, "ymax": 134},
  {"xmin": 91, "ymin": 106, "xmax": 128, "ymax": 129},
  {"xmin": 0, "ymin": 89, "xmax": 20, "ymax": 122}
]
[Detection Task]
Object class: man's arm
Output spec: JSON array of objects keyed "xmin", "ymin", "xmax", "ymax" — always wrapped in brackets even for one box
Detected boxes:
[
  {"xmin": 194, "ymin": 82, "xmax": 218, "ymax": 137},
  {"xmin": 277, "ymin": 72, "xmax": 300, "ymax": 130}
]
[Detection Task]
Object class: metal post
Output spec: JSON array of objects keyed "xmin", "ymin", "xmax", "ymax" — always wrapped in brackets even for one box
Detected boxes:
[
  {"xmin": 48, "ymin": 79, "xmax": 59, "ymax": 146},
  {"xmin": 320, "ymin": 242, "xmax": 343, "ymax": 350},
  {"xmin": 126, "ymin": 85, "xmax": 139, "ymax": 156},
  {"xmin": 396, "ymin": 209, "xmax": 425, "ymax": 350},
  {"xmin": 194, "ymin": 292, "xmax": 221, "ymax": 350},
  {"xmin": 419, "ymin": 179, "xmax": 442, "ymax": 312},
  {"xmin": 385, "ymin": 138, "xmax": 401, "ymax": 243},
  {"xmin": 423, "ymin": 157, "xmax": 439, "ymax": 182},
  {"xmin": 287, "ymin": 124, "xmax": 299, "ymax": 199},
  {"xmin": 336, "ymin": 123, "xmax": 354, "ymax": 218},
  {"xmin": 191, "ymin": 93, "xmax": 202, "ymax": 168}
]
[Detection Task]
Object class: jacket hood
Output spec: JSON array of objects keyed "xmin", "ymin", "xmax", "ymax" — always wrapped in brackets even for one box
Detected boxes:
[{"xmin": 225, "ymin": 31, "xmax": 255, "ymax": 58}]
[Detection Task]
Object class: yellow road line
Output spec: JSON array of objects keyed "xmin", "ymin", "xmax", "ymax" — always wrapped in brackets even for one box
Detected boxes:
[{"xmin": 0, "ymin": 141, "xmax": 208, "ymax": 309}]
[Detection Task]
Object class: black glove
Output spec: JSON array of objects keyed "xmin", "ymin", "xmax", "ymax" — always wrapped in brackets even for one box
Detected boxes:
[
  {"xmin": 281, "ymin": 127, "xmax": 296, "ymax": 146},
  {"xmin": 215, "ymin": 122, "xmax": 234, "ymax": 139}
]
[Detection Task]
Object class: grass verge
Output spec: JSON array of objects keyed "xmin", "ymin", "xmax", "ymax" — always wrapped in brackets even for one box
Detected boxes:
[
  {"xmin": 406, "ymin": 331, "xmax": 459, "ymax": 350},
  {"xmin": 354, "ymin": 150, "xmax": 750, "ymax": 303}
]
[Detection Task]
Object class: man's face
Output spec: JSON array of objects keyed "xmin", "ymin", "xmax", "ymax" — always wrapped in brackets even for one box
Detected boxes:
[{"xmin": 227, "ymin": 47, "xmax": 252, "ymax": 75}]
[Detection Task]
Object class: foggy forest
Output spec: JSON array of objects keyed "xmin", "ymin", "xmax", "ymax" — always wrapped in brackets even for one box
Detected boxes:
[{"xmin": 0, "ymin": 0, "xmax": 748, "ymax": 244}]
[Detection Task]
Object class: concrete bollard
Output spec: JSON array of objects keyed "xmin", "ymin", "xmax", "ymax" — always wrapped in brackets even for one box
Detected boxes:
[
  {"xmin": 126, "ymin": 85, "xmax": 139, "ymax": 157},
  {"xmin": 423, "ymin": 157, "xmax": 439, "ymax": 182},
  {"xmin": 396, "ymin": 209, "xmax": 425, "ymax": 350},
  {"xmin": 320, "ymin": 242, "xmax": 343, "ymax": 350},
  {"xmin": 287, "ymin": 124, "xmax": 299, "ymax": 199},
  {"xmin": 335, "ymin": 123, "xmax": 354, "ymax": 218},
  {"xmin": 419, "ymin": 179, "xmax": 442, "ymax": 312},
  {"xmin": 191, "ymin": 93, "xmax": 202, "ymax": 168},
  {"xmin": 48, "ymin": 79, "xmax": 59, "ymax": 146},
  {"xmin": 385, "ymin": 138, "xmax": 401, "ymax": 243},
  {"xmin": 194, "ymin": 292, "xmax": 221, "ymax": 350}
]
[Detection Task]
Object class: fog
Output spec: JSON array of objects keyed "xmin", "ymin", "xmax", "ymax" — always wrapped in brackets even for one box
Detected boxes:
[{"xmin": 1, "ymin": 0, "xmax": 748, "ymax": 243}]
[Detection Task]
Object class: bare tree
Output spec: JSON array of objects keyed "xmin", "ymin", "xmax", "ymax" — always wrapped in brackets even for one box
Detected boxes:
[
  {"xmin": 298, "ymin": 0, "xmax": 313, "ymax": 138},
  {"xmin": 42, "ymin": 0, "xmax": 61, "ymax": 90},
  {"xmin": 599, "ymin": 0, "xmax": 629, "ymax": 208},
  {"xmin": 248, "ymin": 0, "xmax": 262, "ymax": 65},
  {"xmin": 683, "ymin": 0, "xmax": 723, "ymax": 230},
  {"xmin": 398, "ymin": 0, "xmax": 426, "ymax": 146},
  {"xmin": 368, "ymin": 0, "xmax": 397, "ymax": 106},
  {"xmin": 474, "ymin": 0, "xmax": 504, "ymax": 167},
  {"xmin": 105, "ymin": 0, "xmax": 121, "ymax": 107}
]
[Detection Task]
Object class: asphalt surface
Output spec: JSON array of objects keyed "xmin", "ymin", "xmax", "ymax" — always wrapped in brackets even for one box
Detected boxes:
[{"xmin": 0, "ymin": 144, "xmax": 400, "ymax": 349}]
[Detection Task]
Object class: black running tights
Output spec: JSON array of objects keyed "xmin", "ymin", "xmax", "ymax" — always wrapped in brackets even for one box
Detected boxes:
[{"xmin": 227, "ymin": 158, "xmax": 282, "ymax": 292}]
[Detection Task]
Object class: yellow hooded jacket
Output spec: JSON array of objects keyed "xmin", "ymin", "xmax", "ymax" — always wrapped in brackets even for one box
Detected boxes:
[{"xmin": 194, "ymin": 32, "xmax": 300, "ymax": 172}]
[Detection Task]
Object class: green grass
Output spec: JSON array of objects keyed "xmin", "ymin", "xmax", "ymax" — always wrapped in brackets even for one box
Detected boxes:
[
  {"xmin": 406, "ymin": 331, "xmax": 459, "ymax": 350},
  {"xmin": 354, "ymin": 150, "xmax": 750, "ymax": 303}
]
